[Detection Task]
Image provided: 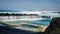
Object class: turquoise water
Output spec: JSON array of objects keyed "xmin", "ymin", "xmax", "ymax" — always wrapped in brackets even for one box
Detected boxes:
[
  {"xmin": 29, "ymin": 19, "xmax": 51, "ymax": 26},
  {"xmin": 12, "ymin": 19, "xmax": 51, "ymax": 26},
  {"xmin": 21, "ymin": 24, "xmax": 41, "ymax": 28}
]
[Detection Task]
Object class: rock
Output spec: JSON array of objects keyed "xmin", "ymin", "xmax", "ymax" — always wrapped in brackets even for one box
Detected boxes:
[{"xmin": 44, "ymin": 17, "xmax": 60, "ymax": 34}]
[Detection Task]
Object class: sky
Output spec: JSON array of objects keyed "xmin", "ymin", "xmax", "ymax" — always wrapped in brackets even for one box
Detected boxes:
[{"xmin": 0, "ymin": 0, "xmax": 60, "ymax": 11}]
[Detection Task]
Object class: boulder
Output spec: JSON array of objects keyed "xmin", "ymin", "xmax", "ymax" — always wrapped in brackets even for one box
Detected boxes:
[{"xmin": 44, "ymin": 17, "xmax": 60, "ymax": 34}]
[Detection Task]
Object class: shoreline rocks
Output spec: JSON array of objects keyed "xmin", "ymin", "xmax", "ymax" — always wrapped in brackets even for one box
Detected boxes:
[{"xmin": 44, "ymin": 17, "xmax": 60, "ymax": 34}]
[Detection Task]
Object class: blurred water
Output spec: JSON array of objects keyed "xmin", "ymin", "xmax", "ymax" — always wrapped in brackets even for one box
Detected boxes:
[
  {"xmin": 9, "ymin": 19, "xmax": 51, "ymax": 26},
  {"xmin": 28, "ymin": 19, "xmax": 51, "ymax": 26}
]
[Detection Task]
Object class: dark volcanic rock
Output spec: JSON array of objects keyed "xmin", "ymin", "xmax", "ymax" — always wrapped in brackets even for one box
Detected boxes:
[{"xmin": 44, "ymin": 17, "xmax": 60, "ymax": 34}]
